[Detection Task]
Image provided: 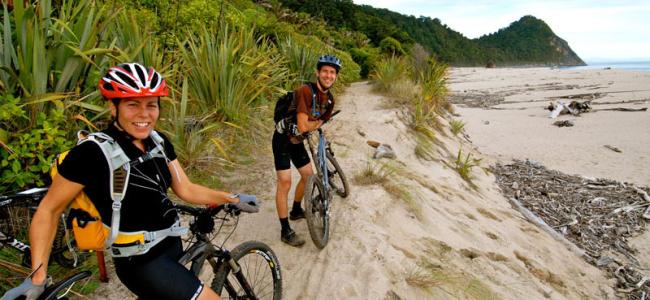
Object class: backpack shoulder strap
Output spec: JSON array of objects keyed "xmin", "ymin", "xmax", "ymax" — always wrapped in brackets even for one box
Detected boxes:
[
  {"xmin": 307, "ymin": 82, "xmax": 318, "ymax": 117},
  {"xmin": 130, "ymin": 130, "xmax": 168, "ymax": 166},
  {"xmin": 77, "ymin": 130, "xmax": 131, "ymax": 248}
]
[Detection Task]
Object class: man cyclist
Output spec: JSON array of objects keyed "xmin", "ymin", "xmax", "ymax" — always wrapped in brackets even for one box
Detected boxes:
[
  {"xmin": 272, "ymin": 55, "xmax": 341, "ymax": 247},
  {"xmin": 2, "ymin": 63, "xmax": 258, "ymax": 300}
]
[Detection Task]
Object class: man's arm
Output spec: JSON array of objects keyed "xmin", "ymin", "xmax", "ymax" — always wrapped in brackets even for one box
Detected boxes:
[{"xmin": 296, "ymin": 112, "xmax": 322, "ymax": 134}]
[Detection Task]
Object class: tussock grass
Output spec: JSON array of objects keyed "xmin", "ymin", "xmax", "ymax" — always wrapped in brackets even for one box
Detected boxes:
[
  {"xmin": 454, "ymin": 147, "xmax": 484, "ymax": 186},
  {"xmin": 369, "ymin": 52, "xmax": 451, "ymax": 162},
  {"xmin": 449, "ymin": 119, "xmax": 466, "ymax": 136},
  {"xmin": 405, "ymin": 258, "xmax": 497, "ymax": 299},
  {"xmin": 353, "ymin": 162, "xmax": 393, "ymax": 186},
  {"xmin": 370, "ymin": 56, "xmax": 410, "ymax": 95},
  {"xmin": 355, "ymin": 161, "xmax": 422, "ymax": 218}
]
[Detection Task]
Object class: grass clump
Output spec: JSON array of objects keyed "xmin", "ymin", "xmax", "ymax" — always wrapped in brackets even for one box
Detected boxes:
[
  {"xmin": 454, "ymin": 147, "xmax": 483, "ymax": 185},
  {"xmin": 405, "ymin": 258, "xmax": 496, "ymax": 299},
  {"xmin": 370, "ymin": 56, "xmax": 410, "ymax": 95},
  {"xmin": 354, "ymin": 161, "xmax": 422, "ymax": 218},
  {"xmin": 449, "ymin": 119, "xmax": 466, "ymax": 136}
]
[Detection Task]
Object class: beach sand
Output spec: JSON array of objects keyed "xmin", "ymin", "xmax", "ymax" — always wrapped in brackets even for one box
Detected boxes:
[{"xmin": 449, "ymin": 67, "xmax": 650, "ymax": 186}]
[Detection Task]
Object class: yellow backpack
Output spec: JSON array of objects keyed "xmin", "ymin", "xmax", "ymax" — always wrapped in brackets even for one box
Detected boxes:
[{"xmin": 51, "ymin": 130, "xmax": 187, "ymax": 256}]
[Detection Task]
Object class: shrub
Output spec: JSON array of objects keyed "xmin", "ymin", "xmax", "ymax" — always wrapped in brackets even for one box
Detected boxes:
[{"xmin": 379, "ymin": 37, "xmax": 405, "ymax": 56}]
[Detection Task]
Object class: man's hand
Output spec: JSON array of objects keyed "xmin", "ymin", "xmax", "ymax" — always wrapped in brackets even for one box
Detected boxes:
[
  {"xmin": 289, "ymin": 124, "xmax": 301, "ymax": 136},
  {"xmin": 275, "ymin": 119, "xmax": 288, "ymax": 134}
]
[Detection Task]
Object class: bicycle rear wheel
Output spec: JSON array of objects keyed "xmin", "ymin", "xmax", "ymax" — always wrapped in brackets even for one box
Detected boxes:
[
  {"xmin": 211, "ymin": 241, "xmax": 282, "ymax": 300},
  {"xmin": 38, "ymin": 270, "xmax": 91, "ymax": 300},
  {"xmin": 304, "ymin": 175, "xmax": 330, "ymax": 248},
  {"xmin": 326, "ymin": 152, "xmax": 349, "ymax": 198}
]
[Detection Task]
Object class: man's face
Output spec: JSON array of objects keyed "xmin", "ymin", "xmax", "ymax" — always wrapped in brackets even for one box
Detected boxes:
[{"xmin": 316, "ymin": 65, "xmax": 338, "ymax": 90}]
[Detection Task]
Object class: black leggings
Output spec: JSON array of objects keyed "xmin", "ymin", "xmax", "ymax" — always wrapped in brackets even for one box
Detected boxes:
[{"xmin": 113, "ymin": 237, "xmax": 203, "ymax": 300}]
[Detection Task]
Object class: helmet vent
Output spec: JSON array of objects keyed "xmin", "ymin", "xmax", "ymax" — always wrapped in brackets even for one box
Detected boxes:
[
  {"xmin": 150, "ymin": 73, "xmax": 160, "ymax": 90},
  {"xmin": 115, "ymin": 72, "xmax": 138, "ymax": 90}
]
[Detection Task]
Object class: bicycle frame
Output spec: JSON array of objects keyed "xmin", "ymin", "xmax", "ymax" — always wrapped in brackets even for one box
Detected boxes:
[
  {"xmin": 306, "ymin": 129, "xmax": 332, "ymax": 210},
  {"xmin": 177, "ymin": 213, "xmax": 257, "ymax": 298}
]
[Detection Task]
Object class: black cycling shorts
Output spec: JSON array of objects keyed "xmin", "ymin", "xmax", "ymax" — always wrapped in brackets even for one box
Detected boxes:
[
  {"xmin": 272, "ymin": 131, "xmax": 310, "ymax": 171},
  {"xmin": 113, "ymin": 237, "xmax": 203, "ymax": 300}
]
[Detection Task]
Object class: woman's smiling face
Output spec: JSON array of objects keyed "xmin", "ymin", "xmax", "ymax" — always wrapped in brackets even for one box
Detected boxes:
[{"xmin": 110, "ymin": 96, "xmax": 159, "ymax": 140}]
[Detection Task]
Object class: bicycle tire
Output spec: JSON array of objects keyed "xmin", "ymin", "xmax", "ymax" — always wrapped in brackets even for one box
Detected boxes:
[
  {"xmin": 38, "ymin": 270, "xmax": 91, "ymax": 300},
  {"xmin": 304, "ymin": 175, "xmax": 330, "ymax": 248},
  {"xmin": 326, "ymin": 152, "xmax": 349, "ymax": 198},
  {"xmin": 211, "ymin": 241, "xmax": 282, "ymax": 300}
]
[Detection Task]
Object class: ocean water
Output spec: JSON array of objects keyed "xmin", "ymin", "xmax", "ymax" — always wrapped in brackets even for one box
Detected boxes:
[{"xmin": 564, "ymin": 60, "xmax": 650, "ymax": 72}]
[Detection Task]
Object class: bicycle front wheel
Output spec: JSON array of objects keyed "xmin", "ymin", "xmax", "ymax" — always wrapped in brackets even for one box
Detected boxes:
[
  {"xmin": 211, "ymin": 241, "xmax": 282, "ymax": 300},
  {"xmin": 39, "ymin": 270, "xmax": 91, "ymax": 300},
  {"xmin": 326, "ymin": 152, "xmax": 349, "ymax": 198},
  {"xmin": 304, "ymin": 175, "xmax": 330, "ymax": 248}
]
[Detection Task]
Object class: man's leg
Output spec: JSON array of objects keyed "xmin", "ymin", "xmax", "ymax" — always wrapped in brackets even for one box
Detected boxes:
[
  {"xmin": 275, "ymin": 170, "xmax": 292, "ymax": 220},
  {"xmin": 289, "ymin": 163, "xmax": 313, "ymax": 220},
  {"xmin": 276, "ymin": 169, "xmax": 305, "ymax": 247}
]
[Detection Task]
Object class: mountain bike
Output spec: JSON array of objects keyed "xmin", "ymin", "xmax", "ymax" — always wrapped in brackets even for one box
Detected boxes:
[
  {"xmin": 9, "ymin": 203, "xmax": 282, "ymax": 299},
  {"xmin": 303, "ymin": 110, "xmax": 349, "ymax": 248},
  {"xmin": 0, "ymin": 187, "xmax": 82, "ymax": 269},
  {"xmin": 175, "ymin": 203, "xmax": 282, "ymax": 299}
]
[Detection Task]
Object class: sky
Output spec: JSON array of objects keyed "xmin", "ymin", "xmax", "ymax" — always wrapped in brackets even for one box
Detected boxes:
[{"xmin": 353, "ymin": 0, "xmax": 650, "ymax": 62}]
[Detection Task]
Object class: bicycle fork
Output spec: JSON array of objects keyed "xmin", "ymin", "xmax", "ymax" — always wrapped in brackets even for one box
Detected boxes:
[{"xmin": 223, "ymin": 251, "xmax": 257, "ymax": 299}]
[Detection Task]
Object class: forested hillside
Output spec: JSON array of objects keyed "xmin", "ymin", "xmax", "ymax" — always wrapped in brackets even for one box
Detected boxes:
[{"xmin": 276, "ymin": 0, "xmax": 585, "ymax": 66}]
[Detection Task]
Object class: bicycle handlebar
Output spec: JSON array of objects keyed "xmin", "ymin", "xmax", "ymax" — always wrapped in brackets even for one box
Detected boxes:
[{"xmin": 174, "ymin": 203, "xmax": 243, "ymax": 217}]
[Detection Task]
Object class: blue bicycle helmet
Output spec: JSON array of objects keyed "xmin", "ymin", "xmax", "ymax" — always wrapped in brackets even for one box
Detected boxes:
[{"xmin": 317, "ymin": 55, "xmax": 342, "ymax": 73}]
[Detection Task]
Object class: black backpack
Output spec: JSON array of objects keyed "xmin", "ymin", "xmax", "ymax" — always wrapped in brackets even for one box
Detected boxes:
[
  {"xmin": 273, "ymin": 91, "xmax": 295, "ymax": 123},
  {"xmin": 273, "ymin": 83, "xmax": 333, "ymax": 124}
]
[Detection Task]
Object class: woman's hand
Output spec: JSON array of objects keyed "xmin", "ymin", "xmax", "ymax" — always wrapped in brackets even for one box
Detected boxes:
[{"xmin": 232, "ymin": 194, "xmax": 260, "ymax": 213}]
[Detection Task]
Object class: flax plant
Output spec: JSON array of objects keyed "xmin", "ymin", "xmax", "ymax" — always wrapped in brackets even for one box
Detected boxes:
[
  {"xmin": 182, "ymin": 24, "xmax": 287, "ymax": 124},
  {"xmin": 110, "ymin": 13, "xmax": 169, "ymax": 76},
  {"xmin": 1, "ymin": 0, "xmax": 117, "ymax": 122},
  {"xmin": 278, "ymin": 37, "xmax": 318, "ymax": 88},
  {"xmin": 163, "ymin": 78, "xmax": 234, "ymax": 174},
  {"xmin": 416, "ymin": 59, "xmax": 450, "ymax": 114},
  {"xmin": 370, "ymin": 55, "xmax": 409, "ymax": 95}
]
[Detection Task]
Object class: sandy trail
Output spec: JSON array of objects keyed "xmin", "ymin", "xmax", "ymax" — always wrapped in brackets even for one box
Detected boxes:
[{"xmin": 94, "ymin": 80, "xmax": 617, "ymax": 299}]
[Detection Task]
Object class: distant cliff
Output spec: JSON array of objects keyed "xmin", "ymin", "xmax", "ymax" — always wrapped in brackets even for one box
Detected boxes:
[{"xmin": 276, "ymin": 1, "xmax": 585, "ymax": 67}]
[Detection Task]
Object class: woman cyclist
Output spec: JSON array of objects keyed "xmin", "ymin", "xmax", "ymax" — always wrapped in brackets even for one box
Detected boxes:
[{"xmin": 2, "ymin": 63, "xmax": 258, "ymax": 300}]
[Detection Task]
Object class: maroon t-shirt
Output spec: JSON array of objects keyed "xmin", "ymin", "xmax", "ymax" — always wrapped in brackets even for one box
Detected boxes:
[{"xmin": 294, "ymin": 83, "xmax": 334, "ymax": 122}]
